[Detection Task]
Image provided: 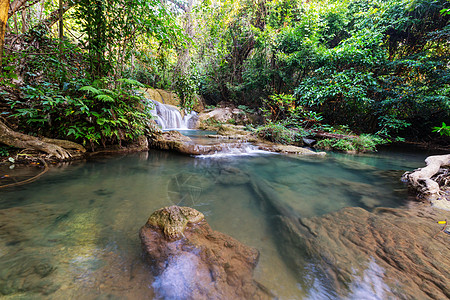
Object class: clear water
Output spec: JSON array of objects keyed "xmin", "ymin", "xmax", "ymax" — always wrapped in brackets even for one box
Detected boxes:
[{"xmin": 0, "ymin": 148, "xmax": 430, "ymax": 299}]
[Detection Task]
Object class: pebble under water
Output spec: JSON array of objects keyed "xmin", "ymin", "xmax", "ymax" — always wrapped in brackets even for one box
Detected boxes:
[{"xmin": 0, "ymin": 147, "xmax": 430, "ymax": 299}]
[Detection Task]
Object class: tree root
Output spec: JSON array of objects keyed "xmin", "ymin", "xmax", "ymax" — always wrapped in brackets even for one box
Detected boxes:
[
  {"xmin": 0, "ymin": 158, "xmax": 48, "ymax": 189},
  {"xmin": 0, "ymin": 120, "xmax": 85, "ymax": 160},
  {"xmin": 402, "ymin": 154, "xmax": 450, "ymax": 197}
]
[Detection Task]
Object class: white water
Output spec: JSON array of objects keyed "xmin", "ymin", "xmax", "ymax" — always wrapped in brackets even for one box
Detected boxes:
[
  {"xmin": 347, "ymin": 258, "xmax": 392, "ymax": 300},
  {"xmin": 152, "ymin": 252, "xmax": 210, "ymax": 300},
  {"xmin": 149, "ymin": 99, "xmax": 197, "ymax": 130},
  {"xmin": 196, "ymin": 143, "xmax": 275, "ymax": 158}
]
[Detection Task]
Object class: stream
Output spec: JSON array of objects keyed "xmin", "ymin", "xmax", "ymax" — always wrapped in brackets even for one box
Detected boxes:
[{"xmin": 0, "ymin": 137, "xmax": 433, "ymax": 299}]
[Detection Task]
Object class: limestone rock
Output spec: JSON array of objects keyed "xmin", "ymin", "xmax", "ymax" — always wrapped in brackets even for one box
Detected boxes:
[
  {"xmin": 198, "ymin": 107, "xmax": 250, "ymax": 128},
  {"xmin": 139, "ymin": 206, "xmax": 273, "ymax": 300},
  {"xmin": 147, "ymin": 130, "xmax": 193, "ymax": 154},
  {"xmin": 146, "ymin": 206, "xmax": 205, "ymax": 240},
  {"xmin": 148, "ymin": 130, "xmax": 254, "ymax": 156},
  {"xmin": 255, "ymin": 142, "xmax": 326, "ymax": 156}
]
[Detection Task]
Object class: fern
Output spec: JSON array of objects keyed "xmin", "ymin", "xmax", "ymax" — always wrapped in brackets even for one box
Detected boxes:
[
  {"xmin": 118, "ymin": 78, "xmax": 145, "ymax": 87},
  {"xmin": 100, "ymin": 89, "xmax": 118, "ymax": 97},
  {"xmin": 95, "ymin": 94, "xmax": 115, "ymax": 102},
  {"xmin": 79, "ymin": 85, "xmax": 101, "ymax": 95}
]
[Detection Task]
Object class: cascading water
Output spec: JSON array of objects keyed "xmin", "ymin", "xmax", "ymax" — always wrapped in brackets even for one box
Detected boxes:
[
  {"xmin": 149, "ymin": 99, "xmax": 197, "ymax": 130},
  {"xmin": 195, "ymin": 143, "xmax": 274, "ymax": 158},
  {"xmin": 148, "ymin": 99, "xmax": 272, "ymax": 157}
]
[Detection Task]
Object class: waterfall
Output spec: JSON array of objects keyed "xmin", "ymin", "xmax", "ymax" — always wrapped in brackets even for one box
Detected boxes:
[{"xmin": 149, "ymin": 99, "xmax": 197, "ymax": 130}]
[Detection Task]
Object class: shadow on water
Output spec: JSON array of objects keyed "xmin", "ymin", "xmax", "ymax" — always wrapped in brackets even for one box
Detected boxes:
[{"xmin": 0, "ymin": 148, "xmax": 430, "ymax": 299}]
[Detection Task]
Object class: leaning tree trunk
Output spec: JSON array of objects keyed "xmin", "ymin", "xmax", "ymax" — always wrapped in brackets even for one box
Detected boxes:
[
  {"xmin": 0, "ymin": 120, "xmax": 85, "ymax": 159},
  {"xmin": 402, "ymin": 154, "xmax": 450, "ymax": 195}
]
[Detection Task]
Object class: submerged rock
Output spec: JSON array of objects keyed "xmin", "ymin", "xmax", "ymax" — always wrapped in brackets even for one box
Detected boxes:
[
  {"xmin": 276, "ymin": 205, "xmax": 450, "ymax": 299},
  {"xmin": 139, "ymin": 206, "xmax": 273, "ymax": 300},
  {"xmin": 250, "ymin": 176, "xmax": 450, "ymax": 299},
  {"xmin": 216, "ymin": 166, "xmax": 250, "ymax": 185},
  {"xmin": 167, "ymin": 173, "xmax": 214, "ymax": 206}
]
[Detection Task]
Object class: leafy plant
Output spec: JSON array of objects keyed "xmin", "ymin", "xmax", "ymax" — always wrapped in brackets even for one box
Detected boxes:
[
  {"xmin": 330, "ymin": 139, "xmax": 356, "ymax": 152},
  {"xmin": 237, "ymin": 105, "xmax": 256, "ymax": 114},
  {"xmin": 316, "ymin": 134, "xmax": 386, "ymax": 152},
  {"xmin": 255, "ymin": 122, "xmax": 302, "ymax": 145},
  {"xmin": 227, "ymin": 118, "xmax": 236, "ymax": 125},
  {"xmin": 315, "ymin": 138, "xmax": 335, "ymax": 151},
  {"xmin": 352, "ymin": 134, "xmax": 386, "ymax": 152},
  {"xmin": 432, "ymin": 122, "xmax": 450, "ymax": 136},
  {"xmin": 0, "ymin": 146, "xmax": 13, "ymax": 157},
  {"xmin": 173, "ymin": 73, "xmax": 198, "ymax": 112}
]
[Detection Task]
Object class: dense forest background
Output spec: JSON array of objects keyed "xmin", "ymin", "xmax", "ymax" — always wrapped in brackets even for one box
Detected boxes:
[{"xmin": 0, "ymin": 0, "xmax": 449, "ymax": 153}]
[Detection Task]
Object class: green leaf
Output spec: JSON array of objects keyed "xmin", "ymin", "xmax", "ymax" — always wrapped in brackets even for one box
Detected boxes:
[
  {"xmin": 80, "ymin": 86, "xmax": 101, "ymax": 95},
  {"xmin": 97, "ymin": 118, "xmax": 107, "ymax": 125},
  {"xmin": 95, "ymin": 94, "xmax": 115, "ymax": 102},
  {"xmin": 118, "ymin": 78, "xmax": 145, "ymax": 87}
]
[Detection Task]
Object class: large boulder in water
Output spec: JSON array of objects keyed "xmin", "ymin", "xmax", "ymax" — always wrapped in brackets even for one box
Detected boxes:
[{"xmin": 139, "ymin": 206, "xmax": 273, "ymax": 300}]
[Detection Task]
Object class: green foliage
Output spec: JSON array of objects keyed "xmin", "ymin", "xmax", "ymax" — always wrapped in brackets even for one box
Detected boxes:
[
  {"xmin": 262, "ymin": 93, "xmax": 297, "ymax": 122},
  {"xmin": 352, "ymin": 134, "xmax": 387, "ymax": 152},
  {"xmin": 433, "ymin": 122, "xmax": 450, "ymax": 136},
  {"xmin": 201, "ymin": 118, "xmax": 222, "ymax": 128},
  {"xmin": 237, "ymin": 105, "xmax": 256, "ymax": 114},
  {"xmin": 2, "ymin": 0, "xmax": 449, "ymax": 150},
  {"xmin": 316, "ymin": 134, "xmax": 386, "ymax": 152},
  {"xmin": 376, "ymin": 116, "xmax": 411, "ymax": 141},
  {"xmin": 0, "ymin": 146, "xmax": 14, "ymax": 157},
  {"xmin": 227, "ymin": 118, "xmax": 236, "ymax": 125},
  {"xmin": 173, "ymin": 73, "xmax": 198, "ymax": 111},
  {"xmin": 8, "ymin": 77, "xmax": 152, "ymax": 150},
  {"xmin": 72, "ymin": 0, "xmax": 184, "ymax": 80},
  {"xmin": 193, "ymin": 0, "xmax": 450, "ymax": 142},
  {"xmin": 255, "ymin": 122, "xmax": 303, "ymax": 144},
  {"xmin": 315, "ymin": 138, "xmax": 334, "ymax": 151},
  {"xmin": 262, "ymin": 93, "xmax": 324, "ymax": 129},
  {"xmin": 0, "ymin": 55, "xmax": 18, "ymax": 88}
]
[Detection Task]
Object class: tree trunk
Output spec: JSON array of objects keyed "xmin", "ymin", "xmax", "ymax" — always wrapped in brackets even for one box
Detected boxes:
[
  {"xmin": 20, "ymin": 7, "xmax": 26, "ymax": 33},
  {"xmin": 0, "ymin": 0, "xmax": 9, "ymax": 65},
  {"xmin": 0, "ymin": 120, "xmax": 86, "ymax": 159},
  {"xmin": 402, "ymin": 154, "xmax": 450, "ymax": 195}
]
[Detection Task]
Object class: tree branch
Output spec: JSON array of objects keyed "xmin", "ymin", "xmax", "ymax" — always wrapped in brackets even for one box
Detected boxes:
[
  {"xmin": 8, "ymin": 0, "xmax": 40, "ymax": 18},
  {"xmin": 32, "ymin": 2, "xmax": 71, "ymax": 31}
]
